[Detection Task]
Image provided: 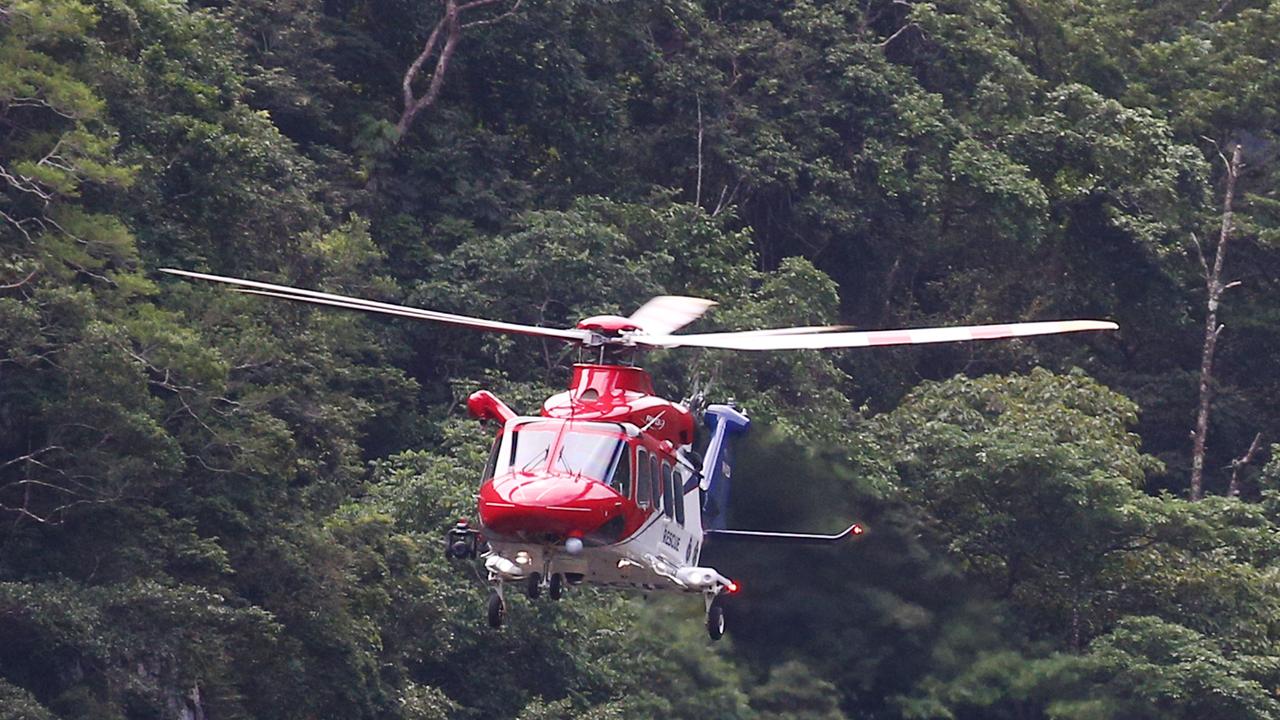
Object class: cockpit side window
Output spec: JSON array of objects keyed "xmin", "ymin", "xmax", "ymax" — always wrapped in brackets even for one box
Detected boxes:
[
  {"xmin": 611, "ymin": 444, "xmax": 633, "ymax": 499},
  {"xmin": 482, "ymin": 432, "xmax": 503, "ymax": 480}
]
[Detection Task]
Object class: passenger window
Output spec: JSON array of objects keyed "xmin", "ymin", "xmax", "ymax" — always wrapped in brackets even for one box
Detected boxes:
[
  {"xmin": 662, "ymin": 462, "xmax": 674, "ymax": 519},
  {"xmin": 650, "ymin": 453, "xmax": 662, "ymax": 511},
  {"xmin": 612, "ymin": 445, "xmax": 632, "ymax": 499},
  {"xmin": 672, "ymin": 467, "xmax": 686, "ymax": 526},
  {"xmin": 636, "ymin": 450, "xmax": 650, "ymax": 507}
]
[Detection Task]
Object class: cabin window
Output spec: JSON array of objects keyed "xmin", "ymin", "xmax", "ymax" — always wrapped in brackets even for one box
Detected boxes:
[
  {"xmin": 672, "ymin": 467, "xmax": 686, "ymax": 526},
  {"xmin": 650, "ymin": 453, "xmax": 662, "ymax": 510},
  {"xmin": 661, "ymin": 461, "xmax": 675, "ymax": 519},
  {"xmin": 635, "ymin": 449, "xmax": 650, "ymax": 507}
]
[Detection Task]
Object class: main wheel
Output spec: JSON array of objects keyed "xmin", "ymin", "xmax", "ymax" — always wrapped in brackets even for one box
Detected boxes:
[
  {"xmin": 525, "ymin": 572, "xmax": 542, "ymax": 599},
  {"xmin": 548, "ymin": 573, "xmax": 563, "ymax": 601},
  {"xmin": 706, "ymin": 599, "xmax": 726, "ymax": 641},
  {"xmin": 487, "ymin": 591, "xmax": 506, "ymax": 628}
]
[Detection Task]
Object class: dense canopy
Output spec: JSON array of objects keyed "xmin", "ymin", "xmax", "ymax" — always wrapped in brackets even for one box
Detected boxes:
[{"xmin": 3, "ymin": 0, "xmax": 1280, "ymax": 718}]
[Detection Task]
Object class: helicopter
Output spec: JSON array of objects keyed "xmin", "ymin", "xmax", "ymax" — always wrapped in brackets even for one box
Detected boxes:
[{"xmin": 160, "ymin": 268, "xmax": 1118, "ymax": 640}]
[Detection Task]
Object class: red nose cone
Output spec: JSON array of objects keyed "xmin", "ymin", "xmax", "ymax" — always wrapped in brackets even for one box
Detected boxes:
[{"xmin": 479, "ymin": 471, "xmax": 624, "ymax": 542}]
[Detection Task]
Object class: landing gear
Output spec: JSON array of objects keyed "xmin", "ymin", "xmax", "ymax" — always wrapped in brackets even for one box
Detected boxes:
[
  {"xmin": 548, "ymin": 573, "xmax": 564, "ymax": 601},
  {"xmin": 525, "ymin": 572, "xmax": 542, "ymax": 599},
  {"xmin": 706, "ymin": 596, "xmax": 726, "ymax": 641},
  {"xmin": 488, "ymin": 589, "xmax": 506, "ymax": 628}
]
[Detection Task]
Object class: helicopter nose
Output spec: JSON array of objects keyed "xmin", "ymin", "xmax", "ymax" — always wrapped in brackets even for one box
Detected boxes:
[{"xmin": 479, "ymin": 471, "xmax": 624, "ymax": 542}]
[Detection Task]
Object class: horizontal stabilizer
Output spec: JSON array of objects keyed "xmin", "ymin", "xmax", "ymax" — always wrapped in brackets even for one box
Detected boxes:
[{"xmin": 705, "ymin": 523, "xmax": 864, "ymax": 546}]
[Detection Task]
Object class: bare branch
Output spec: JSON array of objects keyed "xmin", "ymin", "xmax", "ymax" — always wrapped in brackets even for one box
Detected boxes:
[
  {"xmin": 0, "ymin": 446, "xmax": 64, "ymax": 473},
  {"xmin": 1189, "ymin": 231, "xmax": 1208, "ymax": 279},
  {"xmin": 695, "ymin": 95, "xmax": 704, "ymax": 208},
  {"xmin": 462, "ymin": 0, "xmax": 524, "ymax": 28},
  {"xmin": 399, "ymin": 14, "xmax": 450, "ymax": 132},
  {"xmin": 1228, "ymin": 432, "xmax": 1264, "ymax": 497},
  {"xmin": 0, "ymin": 269, "xmax": 37, "ymax": 290},
  {"xmin": 394, "ymin": 0, "xmax": 523, "ymax": 143},
  {"xmin": 6, "ymin": 98, "xmax": 78, "ymax": 120},
  {"xmin": 877, "ymin": 23, "xmax": 920, "ymax": 48},
  {"xmin": 712, "ymin": 178, "xmax": 745, "ymax": 217},
  {"xmin": 0, "ymin": 163, "xmax": 54, "ymax": 200},
  {"xmin": 0, "ymin": 209, "xmax": 37, "ymax": 242}
]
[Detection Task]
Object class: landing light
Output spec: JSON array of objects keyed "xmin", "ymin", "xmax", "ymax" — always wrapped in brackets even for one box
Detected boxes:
[
  {"xmin": 726, "ymin": 580, "xmax": 740, "ymax": 594},
  {"xmin": 515, "ymin": 551, "xmax": 532, "ymax": 566}
]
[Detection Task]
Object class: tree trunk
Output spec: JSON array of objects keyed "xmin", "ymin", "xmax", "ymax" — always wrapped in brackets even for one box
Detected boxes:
[
  {"xmin": 1190, "ymin": 142, "xmax": 1243, "ymax": 501},
  {"xmin": 393, "ymin": 0, "xmax": 521, "ymax": 145}
]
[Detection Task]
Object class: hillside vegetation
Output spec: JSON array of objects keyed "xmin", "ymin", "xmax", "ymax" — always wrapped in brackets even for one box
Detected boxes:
[{"xmin": 3, "ymin": 1, "xmax": 1280, "ymax": 718}]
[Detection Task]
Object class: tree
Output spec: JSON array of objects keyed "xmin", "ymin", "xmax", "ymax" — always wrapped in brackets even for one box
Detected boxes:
[
  {"xmin": 394, "ymin": 0, "xmax": 525, "ymax": 143},
  {"xmin": 1190, "ymin": 141, "xmax": 1245, "ymax": 500}
]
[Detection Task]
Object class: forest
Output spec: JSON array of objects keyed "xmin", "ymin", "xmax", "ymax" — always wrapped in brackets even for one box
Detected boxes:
[{"xmin": 2, "ymin": 0, "xmax": 1280, "ymax": 717}]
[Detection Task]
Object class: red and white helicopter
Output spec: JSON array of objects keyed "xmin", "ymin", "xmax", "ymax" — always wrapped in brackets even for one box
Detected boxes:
[{"xmin": 162, "ymin": 268, "xmax": 1117, "ymax": 640}]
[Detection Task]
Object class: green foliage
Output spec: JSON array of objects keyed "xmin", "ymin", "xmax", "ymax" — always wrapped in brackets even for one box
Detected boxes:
[
  {"xmin": 3, "ymin": 0, "xmax": 1280, "ymax": 718},
  {"xmin": 880, "ymin": 372, "xmax": 1280, "ymax": 719}
]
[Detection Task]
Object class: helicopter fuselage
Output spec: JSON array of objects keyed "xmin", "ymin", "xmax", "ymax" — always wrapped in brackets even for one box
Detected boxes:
[{"xmin": 470, "ymin": 364, "xmax": 714, "ymax": 595}]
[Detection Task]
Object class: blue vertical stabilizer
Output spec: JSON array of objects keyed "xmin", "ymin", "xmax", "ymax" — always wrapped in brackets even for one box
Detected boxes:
[{"xmin": 699, "ymin": 404, "xmax": 750, "ymax": 530}]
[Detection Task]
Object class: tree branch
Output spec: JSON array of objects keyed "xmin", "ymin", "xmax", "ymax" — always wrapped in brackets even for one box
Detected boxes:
[
  {"xmin": 0, "ymin": 269, "xmax": 37, "ymax": 290},
  {"xmin": 878, "ymin": 22, "xmax": 920, "ymax": 48},
  {"xmin": 462, "ymin": 0, "xmax": 523, "ymax": 28},
  {"xmin": 695, "ymin": 95, "xmax": 704, "ymax": 208},
  {"xmin": 394, "ymin": 0, "xmax": 523, "ymax": 143},
  {"xmin": 1228, "ymin": 432, "xmax": 1263, "ymax": 497}
]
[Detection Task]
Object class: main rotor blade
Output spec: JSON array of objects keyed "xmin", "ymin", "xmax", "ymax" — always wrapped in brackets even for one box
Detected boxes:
[
  {"xmin": 634, "ymin": 319, "xmax": 1118, "ymax": 350},
  {"xmin": 160, "ymin": 269, "xmax": 590, "ymax": 342},
  {"xmin": 720, "ymin": 324, "xmax": 853, "ymax": 336},
  {"xmin": 627, "ymin": 296, "xmax": 716, "ymax": 335}
]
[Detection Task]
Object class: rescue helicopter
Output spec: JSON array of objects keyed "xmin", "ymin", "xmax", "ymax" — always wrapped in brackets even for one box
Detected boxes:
[{"xmin": 160, "ymin": 268, "xmax": 1118, "ymax": 640}]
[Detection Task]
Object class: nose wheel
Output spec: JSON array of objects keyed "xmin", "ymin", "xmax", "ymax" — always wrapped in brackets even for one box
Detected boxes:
[
  {"xmin": 487, "ymin": 589, "xmax": 506, "ymax": 628},
  {"xmin": 484, "ymin": 552, "xmax": 571, "ymax": 628}
]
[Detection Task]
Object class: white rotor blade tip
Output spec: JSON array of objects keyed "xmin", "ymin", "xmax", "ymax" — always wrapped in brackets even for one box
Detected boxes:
[{"xmin": 628, "ymin": 295, "xmax": 717, "ymax": 335}]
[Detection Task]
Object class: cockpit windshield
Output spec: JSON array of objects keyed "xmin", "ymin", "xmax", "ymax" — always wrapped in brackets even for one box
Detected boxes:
[
  {"xmin": 510, "ymin": 424, "xmax": 559, "ymax": 473},
  {"xmin": 496, "ymin": 421, "xmax": 627, "ymax": 484}
]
